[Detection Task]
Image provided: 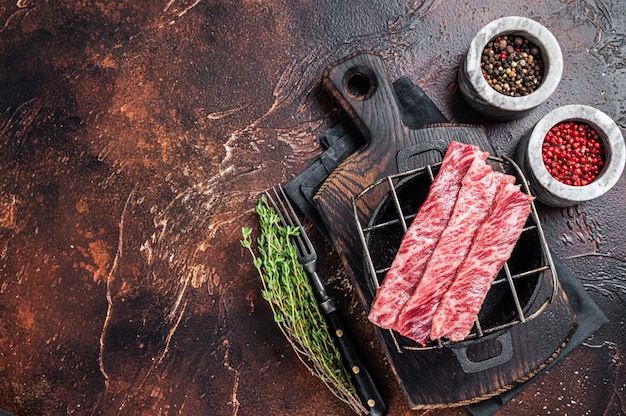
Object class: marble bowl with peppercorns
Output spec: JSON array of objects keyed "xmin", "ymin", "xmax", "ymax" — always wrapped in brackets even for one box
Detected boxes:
[
  {"xmin": 458, "ymin": 16, "xmax": 563, "ymax": 120},
  {"xmin": 516, "ymin": 105, "xmax": 625, "ymax": 207}
]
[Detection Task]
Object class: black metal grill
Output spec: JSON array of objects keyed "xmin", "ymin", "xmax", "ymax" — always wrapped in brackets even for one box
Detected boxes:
[{"xmin": 352, "ymin": 156, "xmax": 558, "ymax": 352}]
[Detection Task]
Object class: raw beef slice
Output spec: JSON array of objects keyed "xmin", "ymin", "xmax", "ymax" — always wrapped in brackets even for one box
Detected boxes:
[
  {"xmin": 430, "ymin": 182, "xmax": 534, "ymax": 342},
  {"xmin": 368, "ymin": 141, "xmax": 487, "ymax": 329},
  {"xmin": 394, "ymin": 160, "xmax": 513, "ymax": 345}
]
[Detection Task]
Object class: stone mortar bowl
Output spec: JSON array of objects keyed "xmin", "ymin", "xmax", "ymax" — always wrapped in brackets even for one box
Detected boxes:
[
  {"xmin": 516, "ymin": 104, "xmax": 625, "ymax": 207},
  {"xmin": 458, "ymin": 16, "xmax": 563, "ymax": 121}
]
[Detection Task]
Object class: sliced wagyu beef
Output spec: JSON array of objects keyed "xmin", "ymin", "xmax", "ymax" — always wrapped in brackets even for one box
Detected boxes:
[
  {"xmin": 367, "ymin": 140, "xmax": 534, "ymax": 346},
  {"xmin": 393, "ymin": 158, "xmax": 512, "ymax": 345},
  {"xmin": 430, "ymin": 182, "xmax": 534, "ymax": 342},
  {"xmin": 367, "ymin": 142, "xmax": 487, "ymax": 329}
]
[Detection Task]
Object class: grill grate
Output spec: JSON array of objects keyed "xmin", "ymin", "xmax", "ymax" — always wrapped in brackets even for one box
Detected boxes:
[{"xmin": 352, "ymin": 156, "xmax": 558, "ymax": 352}]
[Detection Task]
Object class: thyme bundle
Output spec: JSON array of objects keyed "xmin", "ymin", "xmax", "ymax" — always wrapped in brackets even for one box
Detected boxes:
[{"xmin": 241, "ymin": 195, "xmax": 366, "ymax": 415}]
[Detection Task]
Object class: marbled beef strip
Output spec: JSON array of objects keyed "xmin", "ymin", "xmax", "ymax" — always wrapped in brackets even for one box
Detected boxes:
[
  {"xmin": 367, "ymin": 142, "xmax": 487, "ymax": 329},
  {"xmin": 394, "ymin": 160, "xmax": 513, "ymax": 345},
  {"xmin": 429, "ymin": 182, "xmax": 534, "ymax": 342}
]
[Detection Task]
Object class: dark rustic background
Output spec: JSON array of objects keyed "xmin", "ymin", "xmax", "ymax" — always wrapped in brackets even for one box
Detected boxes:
[{"xmin": 0, "ymin": 0, "xmax": 624, "ymax": 415}]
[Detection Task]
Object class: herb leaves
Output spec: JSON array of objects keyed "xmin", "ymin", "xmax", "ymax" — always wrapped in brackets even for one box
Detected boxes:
[{"xmin": 241, "ymin": 195, "xmax": 365, "ymax": 414}]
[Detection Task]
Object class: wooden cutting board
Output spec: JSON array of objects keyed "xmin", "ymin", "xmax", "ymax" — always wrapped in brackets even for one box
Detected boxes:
[{"xmin": 313, "ymin": 51, "xmax": 578, "ymax": 408}]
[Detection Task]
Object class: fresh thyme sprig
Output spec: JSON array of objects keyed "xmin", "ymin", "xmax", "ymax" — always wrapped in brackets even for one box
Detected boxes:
[{"xmin": 241, "ymin": 195, "xmax": 366, "ymax": 415}]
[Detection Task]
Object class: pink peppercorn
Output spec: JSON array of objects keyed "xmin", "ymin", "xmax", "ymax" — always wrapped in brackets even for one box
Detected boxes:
[{"xmin": 542, "ymin": 121, "xmax": 605, "ymax": 186}]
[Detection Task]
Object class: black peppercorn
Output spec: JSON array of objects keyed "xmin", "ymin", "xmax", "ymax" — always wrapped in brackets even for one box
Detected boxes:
[{"xmin": 481, "ymin": 34, "xmax": 545, "ymax": 97}]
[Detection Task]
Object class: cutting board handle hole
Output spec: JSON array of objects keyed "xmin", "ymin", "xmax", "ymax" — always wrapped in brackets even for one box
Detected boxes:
[{"xmin": 343, "ymin": 65, "xmax": 377, "ymax": 101}]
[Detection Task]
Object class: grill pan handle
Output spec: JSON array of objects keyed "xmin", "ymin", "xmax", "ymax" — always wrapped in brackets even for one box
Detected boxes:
[
  {"xmin": 450, "ymin": 332, "xmax": 513, "ymax": 374},
  {"xmin": 396, "ymin": 139, "xmax": 448, "ymax": 172}
]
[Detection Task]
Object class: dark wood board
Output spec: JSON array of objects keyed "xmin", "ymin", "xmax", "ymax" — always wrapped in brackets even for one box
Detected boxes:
[{"xmin": 314, "ymin": 51, "xmax": 578, "ymax": 408}]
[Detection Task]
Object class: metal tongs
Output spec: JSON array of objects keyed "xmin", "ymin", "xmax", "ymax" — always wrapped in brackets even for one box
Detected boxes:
[{"xmin": 265, "ymin": 185, "xmax": 387, "ymax": 416}]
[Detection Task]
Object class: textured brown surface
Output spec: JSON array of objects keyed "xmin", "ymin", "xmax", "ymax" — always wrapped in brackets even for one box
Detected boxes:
[{"xmin": 0, "ymin": 1, "xmax": 624, "ymax": 415}]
